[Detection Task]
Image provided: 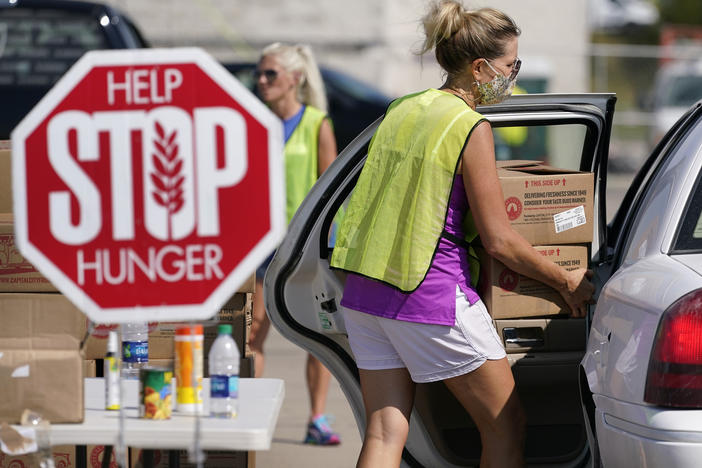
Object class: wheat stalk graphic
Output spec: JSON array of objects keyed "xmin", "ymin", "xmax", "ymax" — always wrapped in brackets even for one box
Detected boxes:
[{"xmin": 151, "ymin": 121, "xmax": 184, "ymax": 240}]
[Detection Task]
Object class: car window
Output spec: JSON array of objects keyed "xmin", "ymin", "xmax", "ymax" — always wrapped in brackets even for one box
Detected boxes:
[
  {"xmin": 492, "ymin": 123, "xmax": 588, "ymax": 170},
  {"xmin": 673, "ymin": 167, "xmax": 702, "ymax": 253},
  {"xmin": 0, "ymin": 8, "xmax": 109, "ymax": 87},
  {"xmin": 616, "ymin": 106, "xmax": 702, "ymax": 262},
  {"xmin": 228, "ymin": 67, "xmax": 257, "ymax": 92}
]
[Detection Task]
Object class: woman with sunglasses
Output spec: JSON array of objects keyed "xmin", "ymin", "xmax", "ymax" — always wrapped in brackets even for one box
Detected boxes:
[
  {"xmin": 249, "ymin": 42, "xmax": 340, "ymax": 446},
  {"xmin": 330, "ymin": 1, "xmax": 594, "ymax": 466}
]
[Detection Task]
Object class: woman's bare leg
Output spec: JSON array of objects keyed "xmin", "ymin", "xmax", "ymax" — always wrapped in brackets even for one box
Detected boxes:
[
  {"xmin": 248, "ymin": 278, "xmax": 270, "ymax": 378},
  {"xmin": 443, "ymin": 358, "xmax": 526, "ymax": 468},
  {"xmin": 357, "ymin": 368, "xmax": 415, "ymax": 468},
  {"xmin": 306, "ymin": 353, "xmax": 332, "ymax": 418}
]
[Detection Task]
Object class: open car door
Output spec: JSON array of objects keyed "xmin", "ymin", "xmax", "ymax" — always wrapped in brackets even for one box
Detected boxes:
[{"xmin": 265, "ymin": 93, "xmax": 615, "ymax": 467}]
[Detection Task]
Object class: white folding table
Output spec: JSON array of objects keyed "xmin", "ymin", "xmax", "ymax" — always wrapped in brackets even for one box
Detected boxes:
[
  {"xmin": 45, "ymin": 377, "xmax": 285, "ymax": 451},
  {"xmin": 11, "ymin": 377, "xmax": 285, "ymax": 467}
]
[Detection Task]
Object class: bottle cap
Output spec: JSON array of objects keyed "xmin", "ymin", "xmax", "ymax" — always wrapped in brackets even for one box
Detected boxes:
[
  {"xmin": 107, "ymin": 330, "xmax": 119, "ymax": 353},
  {"xmin": 175, "ymin": 324, "xmax": 204, "ymax": 336},
  {"xmin": 217, "ymin": 324, "xmax": 232, "ymax": 335}
]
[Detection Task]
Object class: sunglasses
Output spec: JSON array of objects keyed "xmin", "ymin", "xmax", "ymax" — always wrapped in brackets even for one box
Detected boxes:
[
  {"xmin": 485, "ymin": 57, "xmax": 522, "ymax": 81},
  {"xmin": 509, "ymin": 58, "xmax": 522, "ymax": 81},
  {"xmin": 253, "ymin": 68, "xmax": 278, "ymax": 82}
]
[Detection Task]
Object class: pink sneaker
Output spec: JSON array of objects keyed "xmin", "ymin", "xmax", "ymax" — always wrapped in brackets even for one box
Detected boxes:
[{"xmin": 303, "ymin": 414, "xmax": 341, "ymax": 445}]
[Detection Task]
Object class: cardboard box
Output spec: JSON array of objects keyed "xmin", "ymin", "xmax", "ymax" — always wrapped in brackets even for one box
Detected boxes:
[
  {"xmin": 0, "ymin": 445, "xmax": 77, "ymax": 468},
  {"xmin": 86, "ymin": 445, "xmax": 119, "ymax": 468},
  {"xmin": 129, "ymin": 448, "xmax": 248, "ymax": 468},
  {"xmin": 84, "ymin": 359, "xmax": 97, "ymax": 378},
  {"xmin": 146, "ymin": 292, "xmax": 251, "ymax": 359},
  {"xmin": 0, "ymin": 214, "xmax": 57, "ymax": 292},
  {"xmin": 84, "ymin": 293, "xmax": 252, "ymax": 360},
  {"xmin": 237, "ymin": 274, "xmax": 256, "ymax": 294},
  {"xmin": 497, "ymin": 161, "xmax": 594, "ymax": 245},
  {"xmin": 0, "ymin": 294, "xmax": 85, "ymax": 424},
  {"xmin": 478, "ymin": 244, "xmax": 589, "ymax": 319},
  {"xmin": 150, "ymin": 356, "xmax": 253, "ymax": 378}
]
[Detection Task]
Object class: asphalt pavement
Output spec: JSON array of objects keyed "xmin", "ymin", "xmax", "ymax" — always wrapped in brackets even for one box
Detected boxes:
[{"xmin": 253, "ymin": 326, "xmax": 362, "ymax": 468}]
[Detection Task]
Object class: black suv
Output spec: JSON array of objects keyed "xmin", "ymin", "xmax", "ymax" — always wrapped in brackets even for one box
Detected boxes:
[{"xmin": 0, "ymin": 0, "xmax": 148, "ymax": 139}]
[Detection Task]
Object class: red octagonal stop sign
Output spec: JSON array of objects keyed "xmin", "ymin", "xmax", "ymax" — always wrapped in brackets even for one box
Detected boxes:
[{"xmin": 11, "ymin": 48, "xmax": 285, "ymax": 322}]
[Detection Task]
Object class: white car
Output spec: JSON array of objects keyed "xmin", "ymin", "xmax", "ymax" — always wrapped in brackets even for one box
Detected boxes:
[
  {"xmin": 265, "ymin": 93, "xmax": 702, "ymax": 467},
  {"xmin": 588, "ymin": 0, "xmax": 659, "ymax": 31}
]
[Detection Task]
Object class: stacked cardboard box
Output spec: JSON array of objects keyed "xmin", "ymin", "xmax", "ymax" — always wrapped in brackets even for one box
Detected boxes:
[
  {"xmin": 83, "ymin": 291, "xmax": 254, "ymax": 362},
  {"xmin": 0, "ymin": 138, "xmax": 87, "ymax": 426},
  {"xmin": 0, "ymin": 294, "xmax": 86, "ymax": 424},
  {"xmin": 478, "ymin": 161, "xmax": 594, "ymax": 320},
  {"xmin": 0, "ymin": 214, "xmax": 57, "ymax": 292},
  {"xmin": 495, "ymin": 161, "xmax": 593, "ymax": 245}
]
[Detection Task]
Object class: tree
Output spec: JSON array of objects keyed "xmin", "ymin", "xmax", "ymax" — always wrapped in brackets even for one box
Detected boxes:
[{"xmin": 657, "ymin": 0, "xmax": 702, "ymax": 26}]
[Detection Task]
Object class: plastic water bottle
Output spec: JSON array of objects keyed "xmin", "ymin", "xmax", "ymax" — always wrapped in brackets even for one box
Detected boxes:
[
  {"xmin": 208, "ymin": 324, "xmax": 240, "ymax": 418},
  {"xmin": 121, "ymin": 322, "xmax": 148, "ymax": 379}
]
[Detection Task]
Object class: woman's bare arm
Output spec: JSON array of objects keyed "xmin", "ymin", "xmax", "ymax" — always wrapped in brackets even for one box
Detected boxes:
[
  {"xmin": 461, "ymin": 121, "xmax": 594, "ymax": 317},
  {"xmin": 317, "ymin": 118, "xmax": 337, "ymax": 176}
]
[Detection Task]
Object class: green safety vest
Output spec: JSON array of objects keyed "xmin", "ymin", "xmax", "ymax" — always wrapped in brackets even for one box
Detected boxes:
[
  {"xmin": 285, "ymin": 106, "xmax": 327, "ymax": 224},
  {"xmin": 330, "ymin": 89, "xmax": 485, "ymax": 292}
]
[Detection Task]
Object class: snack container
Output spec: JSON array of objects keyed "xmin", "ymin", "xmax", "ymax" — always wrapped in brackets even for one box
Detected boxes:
[{"xmin": 139, "ymin": 367, "xmax": 173, "ymax": 420}]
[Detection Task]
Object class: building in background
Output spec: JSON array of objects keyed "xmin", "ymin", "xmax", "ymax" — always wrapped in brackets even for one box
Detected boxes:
[{"xmin": 102, "ymin": 0, "xmax": 590, "ymax": 98}]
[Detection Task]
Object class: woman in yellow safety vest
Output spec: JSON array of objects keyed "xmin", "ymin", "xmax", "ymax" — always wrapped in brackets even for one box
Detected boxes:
[
  {"xmin": 250, "ymin": 42, "xmax": 340, "ymax": 445},
  {"xmin": 330, "ymin": 1, "xmax": 595, "ymax": 466}
]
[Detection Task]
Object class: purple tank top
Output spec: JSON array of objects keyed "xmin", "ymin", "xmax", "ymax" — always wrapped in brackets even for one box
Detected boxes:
[{"xmin": 340, "ymin": 174, "xmax": 481, "ymax": 326}]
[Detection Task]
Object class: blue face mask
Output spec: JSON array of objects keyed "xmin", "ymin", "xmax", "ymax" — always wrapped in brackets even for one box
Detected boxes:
[{"xmin": 475, "ymin": 59, "xmax": 519, "ymax": 105}]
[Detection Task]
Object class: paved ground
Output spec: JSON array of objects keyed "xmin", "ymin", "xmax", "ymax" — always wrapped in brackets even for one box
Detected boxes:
[{"xmin": 254, "ymin": 326, "xmax": 362, "ymax": 468}]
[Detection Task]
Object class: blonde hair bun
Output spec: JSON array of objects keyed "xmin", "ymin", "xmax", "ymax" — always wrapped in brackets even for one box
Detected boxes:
[{"xmin": 419, "ymin": 0, "xmax": 520, "ymax": 77}]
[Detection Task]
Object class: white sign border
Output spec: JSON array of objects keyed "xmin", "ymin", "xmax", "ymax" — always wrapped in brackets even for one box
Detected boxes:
[{"xmin": 11, "ymin": 48, "xmax": 286, "ymax": 323}]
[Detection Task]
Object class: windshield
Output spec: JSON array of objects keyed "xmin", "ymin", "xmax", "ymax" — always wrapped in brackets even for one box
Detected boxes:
[{"xmin": 0, "ymin": 7, "xmax": 108, "ymax": 86}]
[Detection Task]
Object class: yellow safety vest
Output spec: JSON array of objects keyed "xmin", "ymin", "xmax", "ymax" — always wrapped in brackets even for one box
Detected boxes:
[
  {"xmin": 285, "ymin": 106, "xmax": 327, "ymax": 224},
  {"xmin": 330, "ymin": 89, "xmax": 485, "ymax": 292}
]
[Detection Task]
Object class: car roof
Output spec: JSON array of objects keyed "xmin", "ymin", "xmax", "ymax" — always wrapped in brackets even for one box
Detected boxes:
[
  {"xmin": 657, "ymin": 60, "xmax": 702, "ymax": 80},
  {"xmin": 1, "ymin": 0, "xmax": 113, "ymax": 11}
]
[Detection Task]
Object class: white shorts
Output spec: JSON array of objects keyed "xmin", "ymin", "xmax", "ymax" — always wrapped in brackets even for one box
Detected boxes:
[{"xmin": 343, "ymin": 286, "xmax": 506, "ymax": 383}]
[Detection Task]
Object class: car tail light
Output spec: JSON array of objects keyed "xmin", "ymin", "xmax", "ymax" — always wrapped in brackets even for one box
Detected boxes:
[{"xmin": 644, "ymin": 289, "xmax": 702, "ymax": 407}]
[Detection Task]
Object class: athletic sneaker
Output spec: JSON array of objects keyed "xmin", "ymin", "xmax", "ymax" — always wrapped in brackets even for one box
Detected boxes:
[{"xmin": 303, "ymin": 414, "xmax": 341, "ymax": 445}]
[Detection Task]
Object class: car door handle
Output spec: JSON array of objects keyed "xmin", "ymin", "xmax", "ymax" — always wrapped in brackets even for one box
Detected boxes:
[
  {"xmin": 502, "ymin": 327, "xmax": 545, "ymax": 348},
  {"xmin": 504, "ymin": 337, "xmax": 545, "ymax": 347}
]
